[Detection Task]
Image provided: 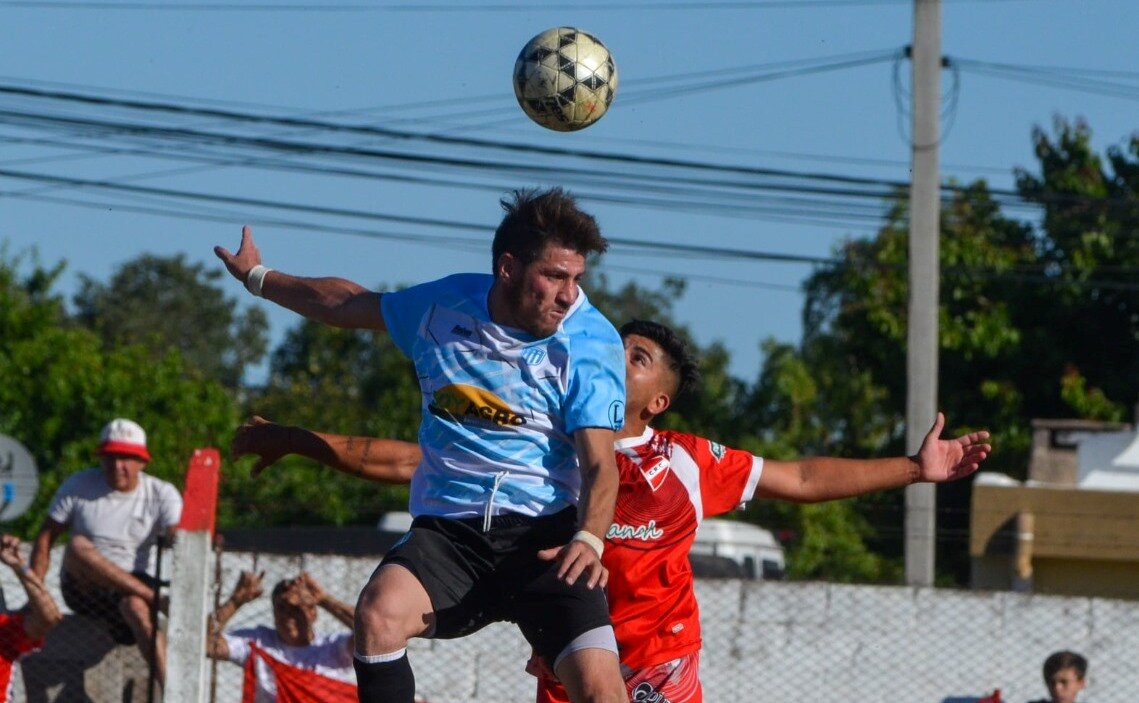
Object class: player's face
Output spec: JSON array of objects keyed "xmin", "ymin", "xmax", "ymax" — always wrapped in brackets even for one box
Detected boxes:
[
  {"xmin": 1046, "ymin": 667, "xmax": 1085, "ymax": 703},
  {"xmin": 623, "ymin": 334, "xmax": 673, "ymax": 416},
  {"xmin": 99, "ymin": 453, "xmax": 146, "ymax": 492},
  {"xmin": 501, "ymin": 244, "xmax": 585, "ymax": 338}
]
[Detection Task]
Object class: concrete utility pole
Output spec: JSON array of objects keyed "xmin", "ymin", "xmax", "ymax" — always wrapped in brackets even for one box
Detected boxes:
[{"xmin": 905, "ymin": 0, "xmax": 941, "ymax": 587}]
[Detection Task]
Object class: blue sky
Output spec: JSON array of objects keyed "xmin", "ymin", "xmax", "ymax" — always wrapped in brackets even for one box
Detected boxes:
[{"xmin": 1, "ymin": 0, "xmax": 1136, "ymax": 384}]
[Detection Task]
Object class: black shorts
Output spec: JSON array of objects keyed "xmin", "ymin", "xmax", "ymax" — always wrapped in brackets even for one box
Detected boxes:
[
  {"xmin": 61, "ymin": 569, "xmax": 162, "ymax": 645},
  {"xmin": 380, "ymin": 507, "xmax": 612, "ymax": 662}
]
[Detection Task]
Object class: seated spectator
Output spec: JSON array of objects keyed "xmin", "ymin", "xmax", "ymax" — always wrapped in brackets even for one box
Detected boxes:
[
  {"xmin": 207, "ymin": 570, "xmax": 356, "ymax": 703},
  {"xmin": 0, "ymin": 534, "xmax": 62, "ymax": 702},
  {"xmin": 29, "ymin": 418, "xmax": 182, "ymax": 686},
  {"xmin": 1027, "ymin": 650, "xmax": 1087, "ymax": 703}
]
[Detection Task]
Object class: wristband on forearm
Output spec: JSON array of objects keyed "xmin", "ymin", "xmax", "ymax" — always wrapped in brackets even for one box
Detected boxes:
[
  {"xmin": 245, "ymin": 265, "xmax": 272, "ymax": 297},
  {"xmin": 572, "ymin": 530, "xmax": 604, "ymax": 557}
]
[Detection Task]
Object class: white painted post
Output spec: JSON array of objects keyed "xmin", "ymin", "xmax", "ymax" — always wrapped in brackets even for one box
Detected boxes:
[{"xmin": 165, "ymin": 448, "xmax": 220, "ymax": 703}]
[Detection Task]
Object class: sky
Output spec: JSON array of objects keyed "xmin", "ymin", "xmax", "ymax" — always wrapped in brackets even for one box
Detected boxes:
[{"xmin": 1, "ymin": 0, "xmax": 1137, "ymax": 385}]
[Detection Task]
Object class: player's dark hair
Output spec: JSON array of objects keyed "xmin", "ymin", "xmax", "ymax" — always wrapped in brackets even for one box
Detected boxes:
[
  {"xmin": 1042, "ymin": 650, "xmax": 1087, "ymax": 681},
  {"xmin": 492, "ymin": 188, "xmax": 608, "ymax": 273},
  {"xmin": 620, "ymin": 319, "xmax": 700, "ymax": 400}
]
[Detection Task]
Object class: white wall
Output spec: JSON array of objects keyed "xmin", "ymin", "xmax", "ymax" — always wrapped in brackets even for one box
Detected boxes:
[{"xmin": 7, "ymin": 548, "xmax": 1131, "ymax": 702}]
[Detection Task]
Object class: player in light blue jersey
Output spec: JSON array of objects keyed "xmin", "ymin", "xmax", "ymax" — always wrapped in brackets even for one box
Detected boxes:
[{"xmin": 215, "ymin": 188, "xmax": 627, "ymax": 703}]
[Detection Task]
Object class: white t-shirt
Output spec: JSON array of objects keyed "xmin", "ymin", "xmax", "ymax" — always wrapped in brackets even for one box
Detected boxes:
[
  {"xmin": 223, "ymin": 626, "xmax": 355, "ymax": 703},
  {"xmin": 47, "ymin": 468, "xmax": 183, "ymax": 574}
]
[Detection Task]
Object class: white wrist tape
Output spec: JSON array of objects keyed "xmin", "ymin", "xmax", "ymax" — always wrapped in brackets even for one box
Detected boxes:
[
  {"xmin": 572, "ymin": 530, "xmax": 605, "ymax": 558},
  {"xmin": 245, "ymin": 265, "xmax": 272, "ymax": 297}
]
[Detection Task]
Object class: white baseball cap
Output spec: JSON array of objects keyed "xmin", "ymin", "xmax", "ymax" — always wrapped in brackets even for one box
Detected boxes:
[{"xmin": 98, "ymin": 418, "xmax": 151, "ymax": 462}]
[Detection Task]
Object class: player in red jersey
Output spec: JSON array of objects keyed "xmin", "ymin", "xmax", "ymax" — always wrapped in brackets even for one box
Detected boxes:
[{"xmin": 230, "ymin": 320, "xmax": 991, "ymax": 703}]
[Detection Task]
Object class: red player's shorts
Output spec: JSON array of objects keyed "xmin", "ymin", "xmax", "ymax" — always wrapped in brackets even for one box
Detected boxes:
[{"xmin": 532, "ymin": 651, "xmax": 702, "ymax": 703}]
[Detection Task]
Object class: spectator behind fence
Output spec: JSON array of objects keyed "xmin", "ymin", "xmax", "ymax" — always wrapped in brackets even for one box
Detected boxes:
[
  {"xmin": 0, "ymin": 534, "xmax": 62, "ymax": 701},
  {"xmin": 1027, "ymin": 650, "xmax": 1087, "ymax": 703},
  {"xmin": 29, "ymin": 418, "xmax": 183, "ymax": 687},
  {"xmin": 207, "ymin": 570, "xmax": 356, "ymax": 703}
]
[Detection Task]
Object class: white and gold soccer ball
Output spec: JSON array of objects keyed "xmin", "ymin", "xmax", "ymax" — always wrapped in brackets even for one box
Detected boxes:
[{"xmin": 513, "ymin": 27, "xmax": 618, "ymax": 132}]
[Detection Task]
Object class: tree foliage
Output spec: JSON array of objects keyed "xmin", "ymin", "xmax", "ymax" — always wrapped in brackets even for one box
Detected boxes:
[
  {"xmin": 4, "ymin": 118, "xmax": 1136, "ymax": 586},
  {"xmin": 0, "ymin": 251, "xmax": 238, "ymax": 538},
  {"xmin": 223, "ymin": 316, "xmax": 422, "ymax": 527},
  {"xmin": 751, "ymin": 118, "xmax": 1139, "ymax": 583},
  {"xmin": 73, "ymin": 253, "xmax": 268, "ymax": 387}
]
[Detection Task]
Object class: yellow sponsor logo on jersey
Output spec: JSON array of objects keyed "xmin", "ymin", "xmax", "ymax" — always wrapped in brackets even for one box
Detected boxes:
[{"xmin": 430, "ymin": 384, "xmax": 526, "ymax": 427}]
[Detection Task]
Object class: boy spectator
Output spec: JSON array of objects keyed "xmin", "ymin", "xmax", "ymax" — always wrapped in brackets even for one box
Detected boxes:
[{"xmin": 1028, "ymin": 650, "xmax": 1087, "ymax": 703}]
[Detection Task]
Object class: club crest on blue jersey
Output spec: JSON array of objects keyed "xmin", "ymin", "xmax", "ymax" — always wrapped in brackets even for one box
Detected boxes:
[{"xmin": 521, "ymin": 347, "xmax": 546, "ymax": 366}]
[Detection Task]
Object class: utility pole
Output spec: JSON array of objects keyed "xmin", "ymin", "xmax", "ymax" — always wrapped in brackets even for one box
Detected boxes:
[{"xmin": 905, "ymin": 0, "xmax": 941, "ymax": 587}]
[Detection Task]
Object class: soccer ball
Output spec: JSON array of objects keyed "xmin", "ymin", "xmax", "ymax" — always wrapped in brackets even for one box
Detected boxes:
[{"xmin": 513, "ymin": 27, "xmax": 618, "ymax": 132}]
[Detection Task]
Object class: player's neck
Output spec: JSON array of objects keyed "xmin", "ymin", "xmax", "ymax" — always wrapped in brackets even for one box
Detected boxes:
[
  {"xmin": 486, "ymin": 281, "xmax": 514, "ymax": 328},
  {"xmin": 616, "ymin": 416, "xmax": 650, "ymax": 440}
]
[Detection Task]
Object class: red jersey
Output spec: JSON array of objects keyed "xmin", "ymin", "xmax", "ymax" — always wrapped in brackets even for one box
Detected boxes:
[
  {"xmin": 0, "ymin": 612, "xmax": 42, "ymax": 700},
  {"xmin": 605, "ymin": 427, "xmax": 763, "ymax": 669}
]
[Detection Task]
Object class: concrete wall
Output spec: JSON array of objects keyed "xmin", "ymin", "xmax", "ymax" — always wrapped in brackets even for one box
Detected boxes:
[{"xmin": 6, "ymin": 548, "xmax": 1135, "ymax": 702}]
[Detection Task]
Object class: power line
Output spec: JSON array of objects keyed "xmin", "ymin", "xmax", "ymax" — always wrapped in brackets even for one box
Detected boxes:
[
  {"xmin": 1, "ymin": 85, "xmax": 1132, "ymax": 233},
  {"xmin": 4, "ymin": 167, "xmax": 1136, "ymax": 291},
  {"xmin": 952, "ymin": 56, "xmax": 1139, "ymax": 102},
  {"xmin": 0, "ymin": 73, "xmax": 1013, "ymax": 179}
]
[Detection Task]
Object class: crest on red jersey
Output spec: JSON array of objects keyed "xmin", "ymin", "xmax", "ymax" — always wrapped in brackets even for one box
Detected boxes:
[{"xmin": 639, "ymin": 433, "xmax": 674, "ymax": 491}]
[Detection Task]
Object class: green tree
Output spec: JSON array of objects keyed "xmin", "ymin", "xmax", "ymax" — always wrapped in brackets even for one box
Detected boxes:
[
  {"xmin": 586, "ymin": 273, "xmax": 894, "ymax": 581},
  {"xmin": 226, "ymin": 316, "xmax": 421, "ymax": 527},
  {"xmin": 585, "ymin": 273, "xmax": 746, "ymax": 439},
  {"xmin": 748, "ymin": 119, "xmax": 1139, "ymax": 584},
  {"xmin": 73, "ymin": 254, "xmax": 268, "ymax": 387},
  {"xmin": 0, "ymin": 250, "xmax": 239, "ymax": 538}
]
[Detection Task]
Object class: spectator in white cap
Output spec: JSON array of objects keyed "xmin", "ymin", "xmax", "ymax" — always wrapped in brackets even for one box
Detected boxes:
[{"xmin": 30, "ymin": 418, "xmax": 183, "ymax": 686}]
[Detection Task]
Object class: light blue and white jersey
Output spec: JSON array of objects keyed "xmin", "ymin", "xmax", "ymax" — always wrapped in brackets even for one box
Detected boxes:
[{"xmin": 382, "ymin": 273, "xmax": 625, "ymax": 521}]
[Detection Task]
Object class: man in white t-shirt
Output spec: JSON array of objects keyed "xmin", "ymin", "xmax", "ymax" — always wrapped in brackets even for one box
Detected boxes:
[
  {"xmin": 30, "ymin": 418, "xmax": 183, "ymax": 686},
  {"xmin": 207, "ymin": 570, "xmax": 356, "ymax": 703}
]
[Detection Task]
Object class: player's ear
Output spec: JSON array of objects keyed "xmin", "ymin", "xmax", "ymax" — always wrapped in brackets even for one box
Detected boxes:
[
  {"xmin": 496, "ymin": 251, "xmax": 519, "ymax": 283},
  {"xmin": 648, "ymin": 391, "xmax": 671, "ymax": 416}
]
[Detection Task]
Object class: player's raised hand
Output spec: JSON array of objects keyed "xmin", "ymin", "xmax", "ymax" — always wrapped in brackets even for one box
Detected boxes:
[
  {"xmin": 231, "ymin": 416, "xmax": 290, "ymax": 477},
  {"xmin": 213, "ymin": 225, "xmax": 262, "ymax": 283},
  {"xmin": 916, "ymin": 412, "xmax": 991, "ymax": 483},
  {"xmin": 538, "ymin": 539, "xmax": 608, "ymax": 590},
  {"xmin": 0, "ymin": 534, "xmax": 25, "ymax": 571}
]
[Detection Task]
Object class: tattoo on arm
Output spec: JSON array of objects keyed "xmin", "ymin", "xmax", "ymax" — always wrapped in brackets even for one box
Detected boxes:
[{"xmin": 357, "ymin": 439, "xmax": 373, "ymax": 476}]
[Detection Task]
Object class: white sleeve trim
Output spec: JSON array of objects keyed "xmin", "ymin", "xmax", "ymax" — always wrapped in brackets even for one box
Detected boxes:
[{"xmin": 742, "ymin": 456, "xmax": 764, "ymax": 505}]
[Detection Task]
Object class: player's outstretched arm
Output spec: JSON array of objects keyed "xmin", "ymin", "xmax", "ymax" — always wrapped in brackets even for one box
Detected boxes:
[
  {"xmin": 231, "ymin": 416, "xmax": 421, "ymax": 482},
  {"xmin": 756, "ymin": 412, "xmax": 991, "ymax": 503},
  {"xmin": 214, "ymin": 225, "xmax": 386, "ymax": 331}
]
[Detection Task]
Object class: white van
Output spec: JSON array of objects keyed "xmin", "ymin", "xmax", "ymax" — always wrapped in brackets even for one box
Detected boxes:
[
  {"xmin": 377, "ymin": 510, "xmax": 415, "ymax": 534},
  {"xmin": 690, "ymin": 518, "xmax": 786, "ymax": 580},
  {"xmin": 378, "ymin": 511, "xmax": 786, "ymax": 580}
]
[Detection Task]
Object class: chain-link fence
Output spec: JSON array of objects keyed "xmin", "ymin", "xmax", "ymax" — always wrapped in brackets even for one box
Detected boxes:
[{"xmin": 4, "ymin": 539, "xmax": 1137, "ymax": 702}]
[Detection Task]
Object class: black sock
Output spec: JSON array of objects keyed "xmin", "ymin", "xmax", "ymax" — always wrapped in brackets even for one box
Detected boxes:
[{"xmin": 354, "ymin": 651, "xmax": 416, "ymax": 703}]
